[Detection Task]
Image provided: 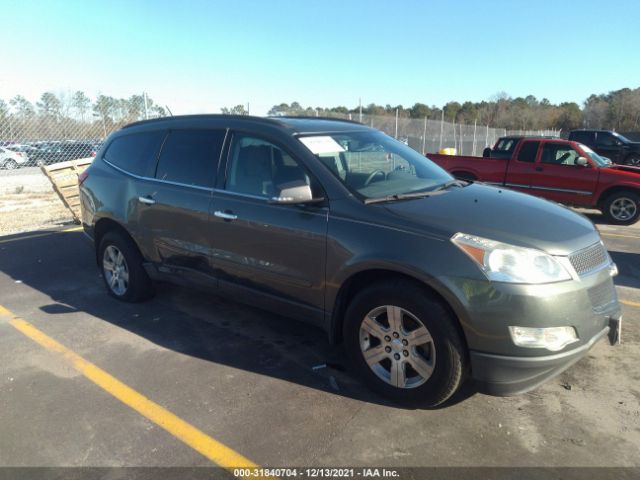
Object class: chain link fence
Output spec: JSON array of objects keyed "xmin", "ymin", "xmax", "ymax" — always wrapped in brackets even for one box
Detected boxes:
[
  {"xmin": 0, "ymin": 108, "xmax": 558, "ymax": 234},
  {"xmin": 322, "ymin": 112, "xmax": 560, "ymax": 156},
  {"xmin": 1, "ymin": 111, "xmax": 559, "ymax": 173}
]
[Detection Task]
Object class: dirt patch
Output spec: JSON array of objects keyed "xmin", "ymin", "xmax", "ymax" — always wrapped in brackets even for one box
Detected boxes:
[{"xmin": 0, "ymin": 191, "xmax": 73, "ymax": 235}]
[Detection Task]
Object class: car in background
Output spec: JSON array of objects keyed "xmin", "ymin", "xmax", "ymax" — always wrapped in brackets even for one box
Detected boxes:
[
  {"xmin": 4, "ymin": 144, "xmax": 40, "ymax": 164},
  {"xmin": 569, "ymin": 130, "xmax": 640, "ymax": 166},
  {"xmin": 431, "ymin": 136, "xmax": 640, "ymax": 224},
  {"xmin": 0, "ymin": 146, "xmax": 28, "ymax": 170},
  {"xmin": 29, "ymin": 141, "xmax": 96, "ymax": 165}
]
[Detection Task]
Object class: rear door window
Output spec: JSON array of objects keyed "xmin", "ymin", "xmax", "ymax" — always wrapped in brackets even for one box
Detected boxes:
[
  {"xmin": 104, "ymin": 131, "xmax": 165, "ymax": 177},
  {"xmin": 155, "ymin": 129, "xmax": 226, "ymax": 188},
  {"xmin": 516, "ymin": 141, "xmax": 539, "ymax": 163}
]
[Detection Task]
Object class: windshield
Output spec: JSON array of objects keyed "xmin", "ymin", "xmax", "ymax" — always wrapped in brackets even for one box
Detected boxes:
[
  {"xmin": 298, "ymin": 131, "xmax": 453, "ymax": 200},
  {"xmin": 612, "ymin": 131, "xmax": 631, "ymax": 143},
  {"xmin": 579, "ymin": 143, "xmax": 611, "ymax": 167}
]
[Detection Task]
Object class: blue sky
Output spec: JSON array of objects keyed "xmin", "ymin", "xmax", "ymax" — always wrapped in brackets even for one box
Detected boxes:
[{"xmin": 0, "ymin": 0, "xmax": 638, "ymax": 115}]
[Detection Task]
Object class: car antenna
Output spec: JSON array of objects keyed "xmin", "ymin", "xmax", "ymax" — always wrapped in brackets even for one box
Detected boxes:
[{"xmin": 165, "ymin": 105, "xmax": 173, "ymax": 117}]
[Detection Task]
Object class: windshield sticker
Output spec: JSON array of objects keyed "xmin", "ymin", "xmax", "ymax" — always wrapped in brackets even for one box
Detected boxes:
[{"xmin": 299, "ymin": 136, "xmax": 345, "ymax": 154}]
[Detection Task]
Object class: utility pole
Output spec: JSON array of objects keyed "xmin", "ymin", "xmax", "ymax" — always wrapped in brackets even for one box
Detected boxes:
[
  {"xmin": 359, "ymin": 97, "xmax": 362, "ymax": 123},
  {"xmin": 247, "ymin": 102, "xmax": 250, "ymax": 115},
  {"xmin": 395, "ymin": 108, "xmax": 398, "ymax": 138},
  {"xmin": 472, "ymin": 119, "xmax": 477, "ymax": 156},
  {"xmin": 143, "ymin": 92, "xmax": 149, "ymax": 119},
  {"xmin": 422, "ymin": 116, "xmax": 427, "ymax": 155},
  {"xmin": 439, "ymin": 110, "xmax": 444, "ymax": 151}
]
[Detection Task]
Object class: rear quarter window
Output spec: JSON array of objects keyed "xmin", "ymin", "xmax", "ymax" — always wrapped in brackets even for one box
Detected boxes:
[{"xmin": 103, "ymin": 131, "xmax": 166, "ymax": 177}]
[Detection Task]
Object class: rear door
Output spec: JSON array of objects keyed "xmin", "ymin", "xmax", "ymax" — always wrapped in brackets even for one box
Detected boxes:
[
  {"xmin": 208, "ymin": 132, "xmax": 328, "ymax": 324},
  {"xmin": 527, "ymin": 141, "xmax": 598, "ymax": 206},
  {"xmin": 134, "ymin": 128, "xmax": 227, "ymax": 280},
  {"xmin": 502, "ymin": 140, "xmax": 540, "ymax": 192}
]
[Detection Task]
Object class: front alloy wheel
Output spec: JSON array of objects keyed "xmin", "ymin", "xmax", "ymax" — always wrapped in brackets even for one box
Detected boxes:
[
  {"xmin": 344, "ymin": 281, "xmax": 466, "ymax": 406},
  {"xmin": 360, "ymin": 305, "xmax": 436, "ymax": 389},
  {"xmin": 102, "ymin": 245, "xmax": 130, "ymax": 296}
]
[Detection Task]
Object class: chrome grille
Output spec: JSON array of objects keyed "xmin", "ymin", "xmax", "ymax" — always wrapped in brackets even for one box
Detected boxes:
[
  {"xmin": 569, "ymin": 242, "xmax": 609, "ymax": 276},
  {"xmin": 587, "ymin": 279, "xmax": 617, "ymax": 313}
]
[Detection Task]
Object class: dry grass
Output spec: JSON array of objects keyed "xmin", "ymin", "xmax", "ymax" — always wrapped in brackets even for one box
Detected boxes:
[{"xmin": 0, "ymin": 190, "xmax": 74, "ymax": 236}]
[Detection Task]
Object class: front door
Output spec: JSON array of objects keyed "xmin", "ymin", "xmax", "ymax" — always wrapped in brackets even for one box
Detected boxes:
[
  {"xmin": 209, "ymin": 133, "xmax": 328, "ymax": 324},
  {"xmin": 595, "ymin": 132, "xmax": 623, "ymax": 163},
  {"xmin": 528, "ymin": 141, "xmax": 599, "ymax": 206}
]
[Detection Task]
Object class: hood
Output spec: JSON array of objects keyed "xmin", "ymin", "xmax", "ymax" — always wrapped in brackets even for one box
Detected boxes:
[
  {"xmin": 603, "ymin": 164, "xmax": 640, "ymax": 175},
  {"xmin": 378, "ymin": 183, "xmax": 599, "ymax": 256}
]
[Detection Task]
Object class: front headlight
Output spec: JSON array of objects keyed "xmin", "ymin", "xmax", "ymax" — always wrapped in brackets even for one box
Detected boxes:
[{"xmin": 451, "ymin": 233, "xmax": 572, "ymax": 284}]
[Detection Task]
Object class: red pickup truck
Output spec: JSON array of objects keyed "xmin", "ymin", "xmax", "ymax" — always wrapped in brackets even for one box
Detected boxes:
[{"xmin": 429, "ymin": 137, "xmax": 640, "ymax": 225}]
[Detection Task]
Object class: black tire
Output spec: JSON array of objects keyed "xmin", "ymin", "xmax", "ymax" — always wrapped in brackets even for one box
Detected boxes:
[
  {"xmin": 625, "ymin": 154, "xmax": 640, "ymax": 167},
  {"xmin": 3, "ymin": 159, "xmax": 18, "ymax": 170},
  {"xmin": 603, "ymin": 191, "xmax": 640, "ymax": 225},
  {"xmin": 98, "ymin": 231, "xmax": 154, "ymax": 302},
  {"xmin": 343, "ymin": 280, "xmax": 467, "ymax": 407}
]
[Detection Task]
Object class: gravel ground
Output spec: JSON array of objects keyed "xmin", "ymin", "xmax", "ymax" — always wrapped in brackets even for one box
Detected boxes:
[{"xmin": 0, "ymin": 170, "xmax": 75, "ymax": 235}]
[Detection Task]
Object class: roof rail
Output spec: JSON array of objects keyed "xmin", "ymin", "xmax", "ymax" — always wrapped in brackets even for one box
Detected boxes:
[
  {"xmin": 121, "ymin": 114, "xmax": 286, "ymax": 129},
  {"xmin": 274, "ymin": 115, "xmax": 363, "ymax": 125}
]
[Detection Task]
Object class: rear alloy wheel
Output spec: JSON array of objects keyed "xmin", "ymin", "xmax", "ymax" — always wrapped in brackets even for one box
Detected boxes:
[
  {"xmin": 103, "ymin": 245, "xmax": 130, "ymax": 296},
  {"xmin": 98, "ymin": 231, "xmax": 154, "ymax": 302},
  {"xmin": 604, "ymin": 191, "xmax": 640, "ymax": 225},
  {"xmin": 625, "ymin": 155, "xmax": 640, "ymax": 167},
  {"xmin": 344, "ymin": 281, "xmax": 466, "ymax": 407}
]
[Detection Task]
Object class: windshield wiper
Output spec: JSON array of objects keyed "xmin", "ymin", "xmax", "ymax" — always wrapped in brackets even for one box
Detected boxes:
[{"xmin": 364, "ymin": 180, "xmax": 467, "ymax": 205}]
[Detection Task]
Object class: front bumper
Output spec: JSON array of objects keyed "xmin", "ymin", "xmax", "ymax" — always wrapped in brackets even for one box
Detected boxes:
[
  {"xmin": 439, "ymin": 259, "xmax": 622, "ymax": 395},
  {"xmin": 471, "ymin": 316, "xmax": 620, "ymax": 396}
]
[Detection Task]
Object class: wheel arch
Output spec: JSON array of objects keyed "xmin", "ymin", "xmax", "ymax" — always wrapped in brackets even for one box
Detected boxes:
[
  {"xmin": 624, "ymin": 152, "xmax": 640, "ymax": 163},
  {"xmin": 93, "ymin": 217, "xmax": 141, "ymax": 265},
  {"xmin": 329, "ymin": 268, "xmax": 469, "ymax": 353},
  {"xmin": 597, "ymin": 185, "xmax": 640, "ymax": 208},
  {"xmin": 450, "ymin": 171, "xmax": 478, "ymax": 181}
]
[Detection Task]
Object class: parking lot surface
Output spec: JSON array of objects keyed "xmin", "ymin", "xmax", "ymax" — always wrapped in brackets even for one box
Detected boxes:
[{"xmin": 1, "ymin": 212, "xmax": 639, "ymax": 471}]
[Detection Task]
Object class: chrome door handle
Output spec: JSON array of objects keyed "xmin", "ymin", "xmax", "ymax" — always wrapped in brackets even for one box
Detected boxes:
[
  {"xmin": 138, "ymin": 196, "xmax": 156, "ymax": 205},
  {"xmin": 214, "ymin": 211, "xmax": 238, "ymax": 220}
]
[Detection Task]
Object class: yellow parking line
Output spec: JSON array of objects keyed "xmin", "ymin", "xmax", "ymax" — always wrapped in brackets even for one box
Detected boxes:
[
  {"xmin": 0, "ymin": 225, "xmax": 83, "ymax": 244},
  {"xmin": 599, "ymin": 232, "xmax": 640, "ymax": 240},
  {"xmin": 620, "ymin": 299, "xmax": 640, "ymax": 308},
  {"xmin": 0, "ymin": 304, "xmax": 266, "ymax": 474}
]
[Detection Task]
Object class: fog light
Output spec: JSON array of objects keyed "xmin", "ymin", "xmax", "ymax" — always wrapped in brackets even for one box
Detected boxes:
[{"xmin": 509, "ymin": 326, "xmax": 578, "ymax": 352}]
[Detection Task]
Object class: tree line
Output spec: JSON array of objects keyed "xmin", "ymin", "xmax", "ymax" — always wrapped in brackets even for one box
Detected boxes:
[
  {"xmin": 0, "ymin": 91, "xmax": 167, "ymax": 140},
  {"xmin": 2, "ymin": 86, "xmax": 639, "ymax": 142},
  {"xmin": 266, "ymin": 87, "xmax": 640, "ymax": 133}
]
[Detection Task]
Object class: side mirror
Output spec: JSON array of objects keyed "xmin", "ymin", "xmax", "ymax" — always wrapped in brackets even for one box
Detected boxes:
[
  {"xmin": 576, "ymin": 156, "xmax": 589, "ymax": 167},
  {"xmin": 269, "ymin": 180, "xmax": 324, "ymax": 205}
]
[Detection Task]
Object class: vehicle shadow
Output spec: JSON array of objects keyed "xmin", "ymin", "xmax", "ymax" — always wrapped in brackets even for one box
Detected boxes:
[
  {"xmin": 0, "ymin": 228, "xmax": 477, "ymax": 410},
  {"xmin": 609, "ymin": 250, "xmax": 640, "ymax": 289}
]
